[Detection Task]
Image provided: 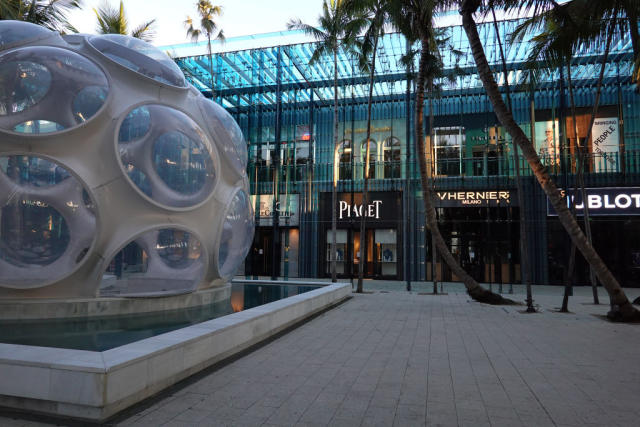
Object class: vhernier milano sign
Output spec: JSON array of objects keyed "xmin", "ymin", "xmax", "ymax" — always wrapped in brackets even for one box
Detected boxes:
[{"xmin": 435, "ymin": 190, "xmax": 515, "ymax": 207}]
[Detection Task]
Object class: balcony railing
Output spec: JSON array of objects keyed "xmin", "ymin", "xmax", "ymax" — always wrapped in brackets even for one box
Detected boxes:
[{"xmin": 246, "ymin": 150, "xmax": 640, "ymax": 192}]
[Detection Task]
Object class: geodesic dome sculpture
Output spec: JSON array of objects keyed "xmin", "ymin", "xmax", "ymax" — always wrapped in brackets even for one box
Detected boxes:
[{"xmin": 0, "ymin": 22, "xmax": 254, "ymax": 298}]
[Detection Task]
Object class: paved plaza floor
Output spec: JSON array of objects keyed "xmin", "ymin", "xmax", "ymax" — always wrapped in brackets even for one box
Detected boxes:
[{"xmin": 2, "ymin": 283, "xmax": 640, "ymax": 426}]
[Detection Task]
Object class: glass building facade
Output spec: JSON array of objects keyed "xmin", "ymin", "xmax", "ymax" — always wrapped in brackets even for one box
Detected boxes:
[{"xmin": 175, "ymin": 17, "xmax": 640, "ymax": 286}]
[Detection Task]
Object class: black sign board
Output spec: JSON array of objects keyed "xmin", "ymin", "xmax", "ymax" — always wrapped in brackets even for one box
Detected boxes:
[
  {"xmin": 320, "ymin": 192, "xmax": 402, "ymax": 225},
  {"xmin": 547, "ymin": 187, "xmax": 640, "ymax": 216},
  {"xmin": 434, "ymin": 190, "xmax": 517, "ymax": 207}
]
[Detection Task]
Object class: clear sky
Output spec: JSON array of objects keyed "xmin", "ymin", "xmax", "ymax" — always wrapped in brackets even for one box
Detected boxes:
[{"xmin": 69, "ymin": 0, "xmax": 322, "ymax": 47}]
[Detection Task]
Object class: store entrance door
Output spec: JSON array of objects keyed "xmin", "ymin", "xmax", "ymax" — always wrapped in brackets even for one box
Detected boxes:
[{"xmin": 251, "ymin": 228, "xmax": 273, "ymax": 277}]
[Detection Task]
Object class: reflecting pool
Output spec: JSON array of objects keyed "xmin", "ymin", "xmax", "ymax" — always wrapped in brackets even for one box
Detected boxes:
[{"xmin": 0, "ymin": 283, "xmax": 320, "ymax": 351}]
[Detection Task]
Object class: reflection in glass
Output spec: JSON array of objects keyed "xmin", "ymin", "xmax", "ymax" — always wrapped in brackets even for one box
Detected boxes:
[
  {"xmin": 0, "ymin": 200, "xmax": 70, "ymax": 266},
  {"xmin": 73, "ymin": 86, "xmax": 108, "ymax": 123},
  {"xmin": 0, "ymin": 155, "xmax": 70, "ymax": 186},
  {"xmin": 199, "ymin": 99, "xmax": 247, "ymax": 175},
  {"xmin": 0, "ymin": 156, "xmax": 97, "ymax": 287},
  {"xmin": 118, "ymin": 104, "xmax": 216, "ymax": 208},
  {"xmin": 13, "ymin": 120, "xmax": 64, "ymax": 133},
  {"xmin": 0, "ymin": 21, "xmax": 52, "ymax": 47},
  {"xmin": 153, "ymin": 131, "xmax": 208, "ymax": 195},
  {"xmin": 383, "ymin": 137, "xmax": 401, "ymax": 178},
  {"xmin": 0, "ymin": 47, "xmax": 109, "ymax": 133},
  {"xmin": 218, "ymin": 191, "xmax": 255, "ymax": 278},
  {"xmin": 337, "ymin": 139, "xmax": 352, "ymax": 180},
  {"xmin": 119, "ymin": 106, "xmax": 150, "ymax": 142},
  {"xmin": 89, "ymin": 34, "xmax": 186, "ymax": 87},
  {"xmin": 101, "ymin": 228, "xmax": 205, "ymax": 296},
  {"xmin": 0, "ymin": 61, "xmax": 51, "ymax": 115},
  {"xmin": 156, "ymin": 229, "xmax": 201, "ymax": 269}
]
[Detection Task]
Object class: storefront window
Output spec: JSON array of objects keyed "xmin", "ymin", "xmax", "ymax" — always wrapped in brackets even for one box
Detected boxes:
[
  {"xmin": 326, "ymin": 229, "xmax": 347, "ymax": 274},
  {"xmin": 383, "ymin": 137, "xmax": 401, "ymax": 178},
  {"xmin": 337, "ymin": 140, "xmax": 352, "ymax": 181},
  {"xmin": 434, "ymin": 127, "xmax": 464, "ymax": 176},
  {"xmin": 360, "ymin": 139, "xmax": 377, "ymax": 179},
  {"xmin": 375, "ymin": 229, "xmax": 397, "ymax": 276}
]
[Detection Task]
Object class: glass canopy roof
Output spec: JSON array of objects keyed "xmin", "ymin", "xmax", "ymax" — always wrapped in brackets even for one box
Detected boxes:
[{"xmin": 173, "ymin": 18, "xmax": 635, "ymax": 110}]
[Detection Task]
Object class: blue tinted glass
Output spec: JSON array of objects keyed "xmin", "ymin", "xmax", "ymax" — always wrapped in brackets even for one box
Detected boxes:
[
  {"xmin": 89, "ymin": 34, "xmax": 186, "ymax": 87},
  {"xmin": 119, "ymin": 106, "xmax": 151, "ymax": 142},
  {"xmin": 218, "ymin": 190, "xmax": 254, "ymax": 277},
  {"xmin": 0, "ymin": 156, "xmax": 70, "ymax": 186},
  {"xmin": 153, "ymin": 131, "xmax": 208, "ymax": 195},
  {"xmin": 14, "ymin": 120, "xmax": 64, "ymax": 134},
  {"xmin": 0, "ymin": 21, "xmax": 52, "ymax": 47},
  {"xmin": 0, "ymin": 61, "xmax": 51, "ymax": 115},
  {"xmin": 73, "ymin": 86, "xmax": 108, "ymax": 123}
]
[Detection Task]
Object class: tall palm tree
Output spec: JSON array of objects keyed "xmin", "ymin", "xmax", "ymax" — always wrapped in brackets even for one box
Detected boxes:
[
  {"xmin": 94, "ymin": 0, "xmax": 155, "ymax": 41},
  {"xmin": 344, "ymin": 0, "xmax": 391, "ymax": 293},
  {"xmin": 0, "ymin": 0, "xmax": 81, "ymax": 32},
  {"xmin": 488, "ymin": 3, "xmax": 535, "ymax": 310},
  {"xmin": 460, "ymin": 0, "xmax": 640, "ymax": 321},
  {"xmin": 511, "ymin": 1, "xmax": 610, "ymax": 308},
  {"xmin": 185, "ymin": 1, "xmax": 224, "ymax": 98},
  {"xmin": 389, "ymin": 0, "xmax": 511, "ymax": 304},
  {"xmin": 288, "ymin": 0, "xmax": 364, "ymax": 283}
]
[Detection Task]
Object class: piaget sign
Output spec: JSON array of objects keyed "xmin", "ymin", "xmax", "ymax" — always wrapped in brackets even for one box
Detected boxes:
[
  {"xmin": 339, "ymin": 200, "xmax": 383, "ymax": 219},
  {"xmin": 547, "ymin": 187, "xmax": 640, "ymax": 216},
  {"xmin": 435, "ymin": 190, "xmax": 515, "ymax": 207}
]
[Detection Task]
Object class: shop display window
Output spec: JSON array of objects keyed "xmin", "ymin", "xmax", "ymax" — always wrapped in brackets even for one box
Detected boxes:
[
  {"xmin": 326, "ymin": 229, "xmax": 347, "ymax": 274},
  {"xmin": 376, "ymin": 229, "xmax": 397, "ymax": 276}
]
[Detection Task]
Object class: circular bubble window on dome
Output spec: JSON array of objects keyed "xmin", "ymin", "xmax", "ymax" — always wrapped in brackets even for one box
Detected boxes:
[
  {"xmin": 89, "ymin": 34, "xmax": 186, "ymax": 88},
  {"xmin": 0, "ymin": 46, "xmax": 109, "ymax": 134},
  {"xmin": 100, "ymin": 228, "xmax": 205, "ymax": 297},
  {"xmin": 218, "ymin": 190, "xmax": 255, "ymax": 278},
  {"xmin": 199, "ymin": 98, "xmax": 247, "ymax": 176},
  {"xmin": 118, "ymin": 104, "xmax": 216, "ymax": 208},
  {"xmin": 0, "ymin": 21, "xmax": 53, "ymax": 47},
  {"xmin": 0, "ymin": 155, "xmax": 97, "ymax": 289}
]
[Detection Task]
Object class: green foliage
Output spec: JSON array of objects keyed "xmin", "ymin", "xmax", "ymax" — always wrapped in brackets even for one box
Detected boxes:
[
  {"xmin": 94, "ymin": 0, "xmax": 155, "ymax": 41},
  {"xmin": 0, "ymin": 0, "xmax": 81, "ymax": 33},
  {"xmin": 287, "ymin": 0, "xmax": 364, "ymax": 65}
]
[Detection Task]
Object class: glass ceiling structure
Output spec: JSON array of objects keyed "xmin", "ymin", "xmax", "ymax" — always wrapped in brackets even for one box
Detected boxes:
[{"xmin": 174, "ymin": 17, "xmax": 636, "ymax": 111}]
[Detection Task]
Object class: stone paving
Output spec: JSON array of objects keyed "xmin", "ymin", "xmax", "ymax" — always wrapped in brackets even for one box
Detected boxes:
[{"xmin": 2, "ymin": 285, "xmax": 640, "ymax": 427}]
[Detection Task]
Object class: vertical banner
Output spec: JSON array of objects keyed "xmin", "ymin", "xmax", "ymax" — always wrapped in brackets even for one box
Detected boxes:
[
  {"xmin": 535, "ymin": 120, "xmax": 560, "ymax": 166},
  {"xmin": 591, "ymin": 118, "xmax": 619, "ymax": 172}
]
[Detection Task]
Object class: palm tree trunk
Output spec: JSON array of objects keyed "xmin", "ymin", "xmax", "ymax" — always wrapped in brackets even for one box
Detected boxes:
[
  {"xmin": 566, "ymin": 61, "xmax": 599, "ymax": 305},
  {"xmin": 331, "ymin": 48, "xmax": 338, "ymax": 283},
  {"xmin": 416, "ymin": 37, "xmax": 510, "ymax": 305},
  {"xmin": 428, "ymin": 79, "xmax": 437, "ymax": 294},
  {"xmin": 491, "ymin": 6, "xmax": 533, "ymax": 310},
  {"xmin": 461, "ymin": 2, "xmax": 639, "ymax": 321},
  {"xmin": 357, "ymin": 34, "xmax": 379, "ymax": 293}
]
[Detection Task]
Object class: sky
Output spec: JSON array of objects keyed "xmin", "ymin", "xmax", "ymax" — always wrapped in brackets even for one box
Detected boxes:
[{"xmin": 69, "ymin": 0, "xmax": 322, "ymax": 48}]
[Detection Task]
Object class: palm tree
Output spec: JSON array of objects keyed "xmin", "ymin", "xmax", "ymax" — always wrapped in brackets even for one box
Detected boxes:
[
  {"xmin": 0, "ymin": 0, "xmax": 81, "ymax": 32},
  {"xmin": 389, "ymin": 0, "xmax": 511, "ymax": 304},
  {"xmin": 344, "ymin": 0, "xmax": 391, "ymax": 293},
  {"xmin": 185, "ymin": 1, "xmax": 224, "ymax": 98},
  {"xmin": 94, "ymin": 0, "xmax": 155, "ymax": 41},
  {"xmin": 488, "ymin": 3, "xmax": 535, "ymax": 310},
  {"xmin": 511, "ymin": 1, "xmax": 610, "ymax": 309},
  {"xmin": 460, "ymin": 0, "xmax": 640, "ymax": 321},
  {"xmin": 288, "ymin": 0, "xmax": 364, "ymax": 283}
]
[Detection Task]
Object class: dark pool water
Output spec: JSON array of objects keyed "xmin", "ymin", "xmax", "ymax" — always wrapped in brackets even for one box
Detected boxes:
[{"xmin": 0, "ymin": 283, "xmax": 320, "ymax": 351}]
